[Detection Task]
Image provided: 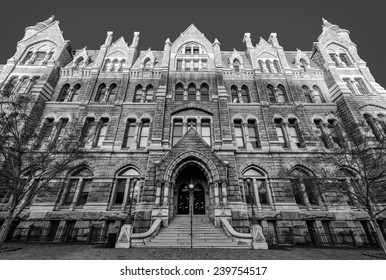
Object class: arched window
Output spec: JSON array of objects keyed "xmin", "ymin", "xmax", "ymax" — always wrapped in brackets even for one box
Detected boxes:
[
  {"xmin": 144, "ymin": 58, "xmax": 152, "ymax": 70},
  {"xmin": 95, "ymin": 83, "xmax": 106, "ymax": 102},
  {"xmin": 187, "ymin": 84, "xmax": 196, "ymax": 101},
  {"xmin": 52, "ymin": 117, "xmax": 69, "ymax": 144},
  {"xmin": 57, "ymin": 84, "xmax": 70, "ymax": 102},
  {"xmin": 243, "ymin": 168, "xmax": 270, "ymax": 206},
  {"xmin": 61, "ymin": 167, "xmax": 93, "ymax": 209},
  {"xmin": 234, "ymin": 119, "xmax": 244, "ymax": 148},
  {"xmin": 312, "ymin": 86, "xmax": 325, "ymax": 103},
  {"xmin": 302, "ymin": 86, "xmax": 313, "ymax": 103},
  {"xmin": 139, "ymin": 119, "xmax": 150, "ymax": 148},
  {"xmin": 267, "ymin": 85, "xmax": 276, "ymax": 103},
  {"xmin": 38, "ymin": 117, "xmax": 55, "ymax": 146},
  {"xmin": 273, "ymin": 60, "xmax": 281, "ymax": 73},
  {"xmin": 122, "ymin": 119, "xmax": 137, "ymax": 148},
  {"xmin": 200, "ymin": 84, "xmax": 209, "ymax": 101},
  {"xmin": 290, "ymin": 167, "xmax": 319, "ymax": 206},
  {"xmin": 241, "ymin": 86, "xmax": 250, "ymax": 103},
  {"xmin": 22, "ymin": 51, "xmax": 33, "ymax": 64},
  {"xmin": 34, "ymin": 51, "xmax": 47, "ymax": 64},
  {"xmin": 327, "ymin": 119, "xmax": 345, "ymax": 147},
  {"xmin": 70, "ymin": 84, "xmax": 81, "ymax": 102},
  {"xmin": 354, "ymin": 78, "xmax": 369, "ymax": 95},
  {"xmin": 133, "ymin": 85, "xmax": 143, "ymax": 103},
  {"xmin": 145, "ymin": 85, "xmax": 154, "ymax": 103},
  {"xmin": 339, "ymin": 53, "xmax": 351, "ymax": 66},
  {"xmin": 118, "ymin": 59, "xmax": 126, "ymax": 72},
  {"xmin": 112, "ymin": 59, "xmax": 119, "ymax": 72},
  {"xmin": 299, "ymin": 58, "xmax": 308, "ymax": 71},
  {"xmin": 329, "ymin": 53, "xmax": 339, "ymax": 67},
  {"xmin": 288, "ymin": 118, "xmax": 304, "ymax": 148},
  {"xmin": 247, "ymin": 119, "xmax": 260, "ymax": 149},
  {"xmin": 3, "ymin": 77, "xmax": 18, "ymax": 96},
  {"xmin": 364, "ymin": 114, "xmax": 382, "ymax": 141},
  {"xmin": 17, "ymin": 77, "xmax": 29, "ymax": 93},
  {"xmin": 175, "ymin": 84, "xmax": 184, "ymax": 101},
  {"xmin": 277, "ymin": 85, "xmax": 288, "ymax": 102},
  {"xmin": 314, "ymin": 119, "xmax": 330, "ymax": 148},
  {"xmin": 201, "ymin": 119, "xmax": 211, "ymax": 145},
  {"xmin": 258, "ymin": 60, "xmax": 265, "ymax": 73},
  {"xmin": 111, "ymin": 168, "xmax": 141, "ymax": 209},
  {"xmin": 73, "ymin": 57, "xmax": 84, "ymax": 70},
  {"xmin": 336, "ymin": 169, "xmax": 357, "ymax": 207},
  {"xmin": 172, "ymin": 118, "xmax": 183, "ymax": 146},
  {"xmin": 233, "ymin": 59, "xmax": 240, "ymax": 72},
  {"xmin": 94, "ymin": 118, "xmax": 109, "ymax": 148},
  {"xmin": 231, "ymin": 86, "xmax": 239, "ymax": 103},
  {"xmin": 107, "ymin": 84, "xmax": 117, "ymax": 102},
  {"xmin": 79, "ymin": 117, "xmax": 96, "ymax": 148},
  {"xmin": 102, "ymin": 59, "xmax": 110, "ymax": 72},
  {"xmin": 265, "ymin": 60, "xmax": 272, "ymax": 73},
  {"xmin": 274, "ymin": 118, "xmax": 288, "ymax": 148}
]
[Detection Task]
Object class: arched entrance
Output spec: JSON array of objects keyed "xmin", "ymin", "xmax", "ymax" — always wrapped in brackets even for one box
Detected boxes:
[{"xmin": 174, "ymin": 163, "xmax": 208, "ymax": 216}]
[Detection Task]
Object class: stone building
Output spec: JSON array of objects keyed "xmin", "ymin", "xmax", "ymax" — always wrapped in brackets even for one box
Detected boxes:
[{"xmin": 1, "ymin": 16, "xmax": 386, "ymax": 248}]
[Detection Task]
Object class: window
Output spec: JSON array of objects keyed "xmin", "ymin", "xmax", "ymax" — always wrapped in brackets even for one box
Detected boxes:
[
  {"xmin": 314, "ymin": 119, "xmax": 330, "ymax": 148},
  {"xmin": 267, "ymin": 85, "xmax": 276, "ymax": 102},
  {"xmin": 327, "ymin": 119, "xmax": 345, "ymax": 147},
  {"xmin": 118, "ymin": 59, "xmax": 126, "ymax": 72},
  {"xmin": 122, "ymin": 119, "xmax": 136, "ymax": 148},
  {"xmin": 95, "ymin": 118, "xmax": 109, "ymax": 148},
  {"xmin": 3, "ymin": 77, "xmax": 18, "ymax": 96},
  {"xmin": 95, "ymin": 83, "xmax": 106, "ymax": 102},
  {"xmin": 241, "ymin": 86, "xmax": 250, "ymax": 103},
  {"xmin": 34, "ymin": 52, "xmax": 47, "ymax": 63},
  {"xmin": 258, "ymin": 60, "xmax": 265, "ymax": 72},
  {"xmin": 102, "ymin": 59, "xmax": 110, "ymax": 72},
  {"xmin": 22, "ymin": 51, "xmax": 33, "ymax": 64},
  {"xmin": 145, "ymin": 85, "xmax": 154, "ymax": 103},
  {"xmin": 273, "ymin": 60, "xmax": 281, "ymax": 73},
  {"xmin": 193, "ymin": 60, "xmax": 199, "ymax": 71},
  {"xmin": 248, "ymin": 120, "xmax": 260, "ymax": 148},
  {"xmin": 139, "ymin": 120, "xmax": 150, "ymax": 148},
  {"xmin": 193, "ymin": 46, "xmax": 199, "ymax": 54},
  {"xmin": 175, "ymin": 84, "xmax": 184, "ymax": 101},
  {"xmin": 299, "ymin": 59, "xmax": 308, "ymax": 71},
  {"xmin": 377, "ymin": 114, "xmax": 386, "ymax": 134},
  {"xmin": 302, "ymin": 86, "xmax": 313, "ymax": 103},
  {"xmin": 187, "ymin": 84, "xmax": 196, "ymax": 101},
  {"xmin": 339, "ymin": 53, "xmax": 351, "ymax": 66},
  {"xmin": 231, "ymin": 86, "xmax": 239, "ymax": 103},
  {"xmin": 52, "ymin": 118, "xmax": 69, "ymax": 144},
  {"xmin": 80, "ymin": 117, "xmax": 96, "ymax": 148},
  {"xmin": 233, "ymin": 60, "xmax": 240, "ymax": 72},
  {"xmin": 73, "ymin": 57, "xmax": 84, "ymax": 70},
  {"xmin": 265, "ymin": 60, "xmax": 272, "ymax": 73},
  {"xmin": 144, "ymin": 58, "xmax": 152, "ymax": 70},
  {"xmin": 200, "ymin": 84, "xmax": 209, "ymax": 101},
  {"xmin": 243, "ymin": 168, "xmax": 270, "ymax": 206},
  {"xmin": 185, "ymin": 60, "xmax": 191, "ymax": 71},
  {"xmin": 107, "ymin": 84, "xmax": 117, "ymax": 102},
  {"xmin": 329, "ymin": 53, "xmax": 339, "ymax": 66},
  {"xmin": 176, "ymin": 60, "xmax": 182, "ymax": 70},
  {"xmin": 202, "ymin": 59, "xmax": 208, "ymax": 70},
  {"xmin": 234, "ymin": 120, "xmax": 244, "ymax": 148},
  {"xmin": 354, "ymin": 78, "xmax": 369, "ymax": 95},
  {"xmin": 277, "ymin": 85, "xmax": 288, "ymax": 102},
  {"xmin": 312, "ymin": 86, "xmax": 325, "ymax": 103},
  {"xmin": 290, "ymin": 167, "xmax": 319, "ymax": 206},
  {"xmin": 172, "ymin": 119, "xmax": 183, "ymax": 145},
  {"xmin": 343, "ymin": 78, "xmax": 355, "ymax": 95},
  {"xmin": 70, "ymin": 84, "xmax": 81, "ymax": 102},
  {"xmin": 201, "ymin": 119, "xmax": 211, "ymax": 145},
  {"xmin": 275, "ymin": 119, "xmax": 287, "ymax": 148},
  {"xmin": 61, "ymin": 167, "xmax": 93, "ymax": 208},
  {"xmin": 364, "ymin": 114, "xmax": 381, "ymax": 140},
  {"xmin": 134, "ymin": 85, "xmax": 143, "ymax": 102},
  {"xmin": 185, "ymin": 46, "xmax": 191, "ymax": 54},
  {"xmin": 39, "ymin": 118, "xmax": 55, "ymax": 144},
  {"xmin": 112, "ymin": 168, "xmax": 140, "ymax": 209},
  {"xmin": 187, "ymin": 118, "xmax": 197, "ymax": 130},
  {"xmin": 57, "ymin": 84, "xmax": 70, "ymax": 102},
  {"xmin": 288, "ymin": 119, "xmax": 302, "ymax": 148}
]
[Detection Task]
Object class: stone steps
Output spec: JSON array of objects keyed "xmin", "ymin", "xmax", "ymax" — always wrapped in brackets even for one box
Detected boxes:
[{"xmin": 135, "ymin": 215, "xmax": 250, "ymax": 249}]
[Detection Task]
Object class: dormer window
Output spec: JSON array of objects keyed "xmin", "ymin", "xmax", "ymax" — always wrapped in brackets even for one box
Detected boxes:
[
  {"xmin": 193, "ymin": 46, "xmax": 199, "ymax": 54},
  {"xmin": 185, "ymin": 46, "xmax": 192, "ymax": 54}
]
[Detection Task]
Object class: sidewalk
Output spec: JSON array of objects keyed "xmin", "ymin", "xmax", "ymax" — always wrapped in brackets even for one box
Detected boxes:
[{"xmin": 0, "ymin": 242, "xmax": 383, "ymax": 260}]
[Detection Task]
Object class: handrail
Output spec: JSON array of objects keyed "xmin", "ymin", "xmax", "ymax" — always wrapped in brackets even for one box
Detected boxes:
[
  {"xmin": 221, "ymin": 218, "xmax": 252, "ymax": 239},
  {"xmin": 131, "ymin": 218, "xmax": 163, "ymax": 239}
]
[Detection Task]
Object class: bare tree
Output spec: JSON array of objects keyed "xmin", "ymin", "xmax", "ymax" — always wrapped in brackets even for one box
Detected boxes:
[
  {"xmin": 0, "ymin": 88, "xmax": 89, "ymax": 248},
  {"xmin": 281, "ymin": 115, "xmax": 386, "ymax": 255}
]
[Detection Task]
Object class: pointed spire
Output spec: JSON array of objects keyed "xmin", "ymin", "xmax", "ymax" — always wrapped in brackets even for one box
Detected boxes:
[
  {"xmin": 213, "ymin": 38, "xmax": 220, "ymax": 45},
  {"xmin": 165, "ymin": 38, "xmax": 171, "ymax": 46}
]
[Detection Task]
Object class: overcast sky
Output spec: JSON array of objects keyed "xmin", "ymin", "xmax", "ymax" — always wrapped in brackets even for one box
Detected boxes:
[{"xmin": 1, "ymin": 0, "xmax": 385, "ymax": 87}]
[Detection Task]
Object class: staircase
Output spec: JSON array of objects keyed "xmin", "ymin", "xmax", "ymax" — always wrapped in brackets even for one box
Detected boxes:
[{"xmin": 138, "ymin": 215, "xmax": 250, "ymax": 248}]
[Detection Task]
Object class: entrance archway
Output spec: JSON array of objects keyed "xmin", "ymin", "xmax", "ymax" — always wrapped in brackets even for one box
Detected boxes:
[{"xmin": 174, "ymin": 163, "xmax": 208, "ymax": 216}]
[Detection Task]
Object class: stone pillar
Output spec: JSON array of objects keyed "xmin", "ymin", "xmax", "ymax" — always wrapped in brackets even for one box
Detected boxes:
[
  {"xmin": 243, "ymin": 122, "xmax": 252, "ymax": 149},
  {"xmin": 197, "ymin": 120, "xmax": 202, "ymax": 136},
  {"xmin": 155, "ymin": 182, "xmax": 162, "ymax": 205},
  {"xmin": 196, "ymin": 88, "xmax": 200, "ymax": 101},
  {"xmin": 130, "ymin": 122, "xmax": 141, "ymax": 149},
  {"xmin": 41, "ymin": 51, "xmax": 51, "ymax": 65},
  {"xmin": 121, "ymin": 179, "xmax": 131, "ymax": 211},
  {"xmin": 70, "ymin": 178, "xmax": 83, "ymax": 210},
  {"xmin": 26, "ymin": 51, "xmax": 37, "ymax": 64},
  {"xmin": 182, "ymin": 122, "xmax": 187, "ymax": 135},
  {"xmin": 64, "ymin": 87, "xmax": 74, "ymax": 102},
  {"xmin": 252, "ymin": 178, "xmax": 262, "ymax": 210},
  {"xmin": 266, "ymin": 181, "xmax": 274, "ymax": 207},
  {"xmin": 163, "ymin": 182, "xmax": 170, "ymax": 206},
  {"xmin": 57, "ymin": 180, "xmax": 69, "ymax": 210},
  {"xmin": 237, "ymin": 89, "xmax": 243, "ymax": 103},
  {"xmin": 221, "ymin": 181, "xmax": 228, "ymax": 205},
  {"xmin": 183, "ymin": 87, "xmax": 188, "ymax": 101},
  {"xmin": 214, "ymin": 182, "xmax": 220, "ymax": 206},
  {"xmin": 282, "ymin": 122, "xmax": 291, "ymax": 148}
]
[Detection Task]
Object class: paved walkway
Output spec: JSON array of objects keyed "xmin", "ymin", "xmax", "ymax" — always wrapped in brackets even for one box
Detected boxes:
[{"xmin": 0, "ymin": 243, "xmax": 383, "ymax": 260}]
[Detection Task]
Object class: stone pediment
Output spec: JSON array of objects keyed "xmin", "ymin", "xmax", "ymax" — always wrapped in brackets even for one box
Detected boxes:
[
  {"xmin": 171, "ymin": 24, "xmax": 214, "ymax": 54},
  {"xmin": 106, "ymin": 37, "xmax": 130, "ymax": 57},
  {"xmin": 256, "ymin": 37, "xmax": 271, "ymax": 47}
]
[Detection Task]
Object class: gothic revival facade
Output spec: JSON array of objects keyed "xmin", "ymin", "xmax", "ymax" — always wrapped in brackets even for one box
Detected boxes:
[{"xmin": 1, "ymin": 16, "xmax": 386, "ymax": 247}]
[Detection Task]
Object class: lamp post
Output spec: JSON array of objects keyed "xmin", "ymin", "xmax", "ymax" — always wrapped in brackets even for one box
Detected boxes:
[
  {"xmin": 124, "ymin": 178, "xmax": 138, "ymax": 225},
  {"xmin": 189, "ymin": 182, "xmax": 194, "ymax": 249},
  {"xmin": 246, "ymin": 178, "xmax": 258, "ymax": 225}
]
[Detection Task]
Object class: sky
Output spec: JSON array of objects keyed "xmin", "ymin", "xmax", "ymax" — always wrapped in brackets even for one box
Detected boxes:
[{"xmin": 1, "ymin": 0, "xmax": 385, "ymax": 87}]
